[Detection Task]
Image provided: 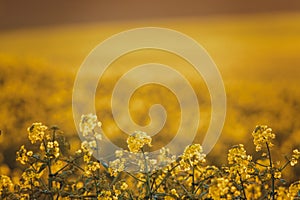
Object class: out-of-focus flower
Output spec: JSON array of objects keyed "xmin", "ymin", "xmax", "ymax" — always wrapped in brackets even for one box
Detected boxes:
[
  {"xmin": 208, "ymin": 177, "xmax": 230, "ymax": 199},
  {"xmin": 0, "ymin": 175, "xmax": 13, "ymax": 195},
  {"xmin": 179, "ymin": 144, "xmax": 206, "ymax": 170},
  {"xmin": 120, "ymin": 182, "xmax": 128, "ymax": 191},
  {"xmin": 252, "ymin": 125, "xmax": 275, "ymax": 151},
  {"xmin": 85, "ymin": 161, "xmax": 101, "ymax": 176},
  {"xmin": 246, "ymin": 183, "xmax": 262, "ymax": 199},
  {"xmin": 276, "ymin": 187, "xmax": 289, "ymax": 200},
  {"xmin": 157, "ymin": 147, "xmax": 176, "ymax": 167},
  {"xmin": 127, "ymin": 131, "xmax": 152, "ymax": 153},
  {"xmin": 109, "ymin": 158, "xmax": 126, "ymax": 177},
  {"xmin": 288, "ymin": 181, "xmax": 300, "ymax": 198},
  {"xmin": 291, "ymin": 149, "xmax": 300, "ymax": 166},
  {"xmin": 27, "ymin": 122, "xmax": 48, "ymax": 144},
  {"xmin": 98, "ymin": 190, "xmax": 114, "ymax": 200}
]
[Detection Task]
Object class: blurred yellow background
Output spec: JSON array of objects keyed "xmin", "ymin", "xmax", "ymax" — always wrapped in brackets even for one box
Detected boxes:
[{"xmin": 0, "ymin": 0, "xmax": 299, "ymax": 181}]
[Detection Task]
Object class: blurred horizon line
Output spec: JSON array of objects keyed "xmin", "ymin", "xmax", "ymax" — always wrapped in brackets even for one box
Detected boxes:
[{"xmin": 1, "ymin": 0, "xmax": 300, "ymax": 31}]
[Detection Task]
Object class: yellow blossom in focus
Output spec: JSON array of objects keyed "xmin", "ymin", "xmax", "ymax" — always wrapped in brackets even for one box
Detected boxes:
[
  {"xmin": 27, "ymin": 122, "xmax": 48, "ymax": 144},
  {"xmin": 252, "ymin": 125, "xmax": 275, "ymax": 151},
  {"xmin": 180, "ymin": 144, "xmax": 206, "ymax": 170},
  {"xmin": 127, "ymin": 131, "xmax": 152, "ymax": 153},
  {"xmin": 46, "ymin": 140, "xmax": 60, "ymax": 158}
]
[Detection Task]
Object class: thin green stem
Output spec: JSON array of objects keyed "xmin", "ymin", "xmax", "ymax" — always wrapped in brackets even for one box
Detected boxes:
[
  {"xmin": 266, "ymin": 142, "xmax": 275, "ymax": 200},
  {"xmin": 237, "ymin": 171, "xmax": 247, "ymax": 200},
  {"xmin": 142, "ymin": 149, "xmax": 152, "ymax": 199},
  {"xmin": 192, "ymin": 165, "xmax": 195, "ymax": 194}
]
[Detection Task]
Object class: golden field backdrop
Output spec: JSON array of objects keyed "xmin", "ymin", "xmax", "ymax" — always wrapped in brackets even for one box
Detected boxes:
[{"xmin": 0, "ymin": 12, "xmax": 299, "ymax": 180}]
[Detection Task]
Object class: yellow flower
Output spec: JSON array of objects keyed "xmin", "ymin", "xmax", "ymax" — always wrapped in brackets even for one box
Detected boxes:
[
  {"xmin": 274, "ymin": 170, "xmax": 281, "ymax": 179},
  {"xmin": 79, "ymin": 113, "xmax": 101, "ymax": 137},
  {"xmin": 16, "ymin": 145, "xmax": 29, "ymax": 165},
  {"xmin": 127, "ymin": 131, "xmax": 152, "ymax": 153},
  {"xmin": 252, "ymin": 125, "xmax": 275, "ymax": 151},
  {"xmin": 227, "ymin": 144, "xmax": 252, "ymax": 179},
  {"xmin": 109, "ymin": 158, "xmax": 126, "ymax": 176},
  {"xmin": 180, "ymin": 144, "xmax": 206, "ymax": 170},
  {"xmin": 246, "ymin": 183, "xmax": 262, "ymax": 199},
  {"xmin": 27, "ymin": 122, "xmax": 48, "ymax": 144},
  {"xmin": 0, "ymin": 175, "xmax": 13, "ymax": 195},
  {"xmin": 208, "ymin": 177, "xmax": 230, "ymax": 199},
  {"xmin": 120, "ymin": 182, "xmax": 128, "ymax": 190},
  {"xmin": 276, "ymin": 187, "xmax": 289, "ymax": 200},
  {"xmin": 288, "ymin": 181, "xmax": 300, "ymax": 198},
  {"xmin": 291, "ymin": 149, "xmax": 300, "ymax": 166},
  {"xmin": 46, "ymin": 140, "xmax": 60, "ymax": 158}
]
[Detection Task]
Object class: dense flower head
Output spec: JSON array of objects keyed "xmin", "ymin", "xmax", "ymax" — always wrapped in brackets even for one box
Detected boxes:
[
  {"xmin": 252, "ymin": 125, "xmax": 275, "ymax": 151},
  {"xmin": 228, "ymin": 144, "xmax": 252, "ymax": 165},
  {"xmin": 180, "ymin": 144, "xmax": 206, "ymax": 170},
  {"xmin": 227, "ymin": 144, "xmax": 253, "ymax": 180},
  {"xmin": 127, "ymin": 131, "xmax": 152, "ymax": 153},
  {"xmin": 27, "ymin": 122, "xmax": 48, "ymax": 143}
]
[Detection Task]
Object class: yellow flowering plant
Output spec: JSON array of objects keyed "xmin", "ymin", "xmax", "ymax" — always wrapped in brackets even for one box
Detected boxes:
[{"xmin": 0, "ymin": 116, "xmax": 299, "ymax": 199}]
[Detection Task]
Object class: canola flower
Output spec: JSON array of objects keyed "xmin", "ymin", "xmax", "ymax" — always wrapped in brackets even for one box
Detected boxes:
[
  {"xmin": 16, "ymin": 145, "xmax": 33, "ymax": 165},
  {"xmin": 252, "ymin": 125, "xmax": 275, "ymax": 151},
  {"xmin": 179, "ymin": 144, "xmax": 206, "ymax": 170},
  {"xmin": 291, "ymin": 149, "xmax": 300, "ymax": 166},
  {"xmin": 227, "ymin": 144, "xmax": 253, "ymax": 181},
  {"xmin": 79, "ymin": 113, "xmax": 102, "ymax": 138},
  {"xmin": 79, "ymin": 113, "xmax": 102, "ymax": 156},
  {"xmin": 127, "ymin": 130, "xmax": 152, "ymax": 153},
  {"xmin": 27, "ymin": 122, "xmax": 48, "ymax": 144},
  {"xmin": 0, "ymin": 175, "xmax": 13, "ymax": 196},
  {"xmin": 2, "ymin": 120, "xmax": 300, "ymax": 199}
]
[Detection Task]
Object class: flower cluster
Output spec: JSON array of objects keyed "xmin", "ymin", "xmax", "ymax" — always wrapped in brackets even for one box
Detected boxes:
[
  {"xmin": 179, "ymin": 144, "xmax": 206, "ymax": 170},
  {"xmin": 79, "ymin": 113, "xmax": 102, "ymax": 138},
  {"xmin": 16, "ymin": 145, "xmax": 33, "ymax": 165},
  {"xmin": 1, "ymin": 119, "xmax": 300, "ymax": 199},
  {"xmin": 79, "ymin": 113, "xmax": 102, "ymax": 155},
  {"xmin": 27, "ymin": 122, "xmax": 48, "ymax": 144},
  {"xmin": 252, "ymin": 125, "xmax": 275, "ymax": 151},
  {"xmin": 127, "ymin": 130, "xmax": 152, "ymax": 153},
  {"xmin": 0, "ymin": 175, "xmax": 13, "ymax": 196}
]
